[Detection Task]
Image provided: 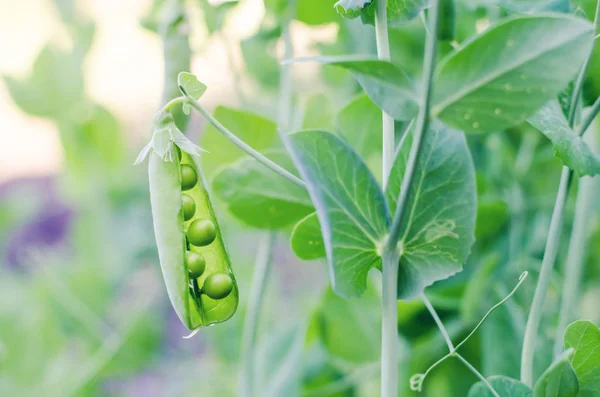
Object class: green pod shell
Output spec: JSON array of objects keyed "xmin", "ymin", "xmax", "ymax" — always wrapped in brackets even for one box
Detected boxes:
[
  {"xmin": 437, "ymin": 0, "xmax": 456, "ymax": 41},
  {"xmin": 149, "ymin": 148, "xmax": 238, "ymax": 330}
]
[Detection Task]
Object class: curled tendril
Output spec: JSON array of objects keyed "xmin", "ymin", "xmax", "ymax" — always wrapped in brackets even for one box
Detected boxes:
[{"xmin": 410, "ymin": 373, "xmax": 426, "ymax": 392}]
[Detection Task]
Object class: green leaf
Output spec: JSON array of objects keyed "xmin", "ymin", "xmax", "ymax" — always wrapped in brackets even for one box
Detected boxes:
[
  {"xmin": 528, "ymin": 100, "xmax": 600, "ymax": 177},
  {"xmin": 177, "ymin": 72, "xmax": 207, "ymax": 100},
  {"xmin": 468, "ymin": 376, "xmax": 532, "ymax": 397},
  {"xmin": 361, "ymin": 0, "xmax": 430, "ymax": 27},
  {"xmin": 335, "ymin": 94, "xmax": 383, "ymax": 159},
  {"xmin": 313, "ymin": 285, "xmax": 381, "ymax": 363},
  {"xmin": 534, "ymin": 351, "xmax": 579, "ymax": 397},
  {"xmin": 386, "ymin": 121, "xmax": 477, "ymax": 299},
  {"xmin": 433, "ymin": 15, "xmax": 594, "ymax": 133},
  {"xmin": 290, "ymin": 56, "xmax": 418, "ymax": 120},
  {"xmin": 201, "ymin": 106, "xmax": 278, "ymax": 175},
  {"xmin": 296, "ymin": 0, "xmax": 339, "ymax": 25},
  {"xmin": 335, "ymin": 0, "xmax": 371, "ymax": 19},
  {"xmin": 212, "ymin": 150, "xmax": 314, "ymax": 229},
  {"xmin": 291, "ymin": 213, "xmax": 326, "ymax": 260},
  {"xmin": 288, "ymin": 130, "xmax": 389, "ymax": 297},
  {"xmin": 302, "ymin": 93, "xmax": 335, "ymax": 131},
  {"xmin": 564, "ymin": 320, "xmax": 600, "ymax": 397},
  {"xmin": 476, "ymin": 199, "xmax": 509, "ymax": 240}
]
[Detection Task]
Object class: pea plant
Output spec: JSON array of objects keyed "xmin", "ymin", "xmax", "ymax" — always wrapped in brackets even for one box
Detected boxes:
[{"xmin": 137, "ymin": 0, "xmax": 600, "ymax": 396}]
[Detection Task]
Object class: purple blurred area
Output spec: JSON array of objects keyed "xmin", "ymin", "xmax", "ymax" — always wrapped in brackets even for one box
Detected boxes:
[{"xmin": 1, "ymin": 176, "xmax": 74, "ymax": 267}]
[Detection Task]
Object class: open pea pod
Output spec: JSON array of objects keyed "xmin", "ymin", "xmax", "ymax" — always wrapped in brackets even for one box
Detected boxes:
[{"xmin": 138, "ymin": 113, "xmax": 238, "ymax": 330}]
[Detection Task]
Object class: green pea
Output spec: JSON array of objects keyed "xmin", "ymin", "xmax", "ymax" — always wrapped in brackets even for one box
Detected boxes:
[
  {"xmin": 186, "ymin": 251, "xmax": 205, "ymax": 278},
  {"xmin": 181, "ymin": 164, "xmax": 197, "ymax": 190},
  {"xmin": 182, "ymin": 193, "xmax": 196, "ymax": 221},
  {"xmin": 203, "ymin": 273, "xmax": 234, "ymax": 300},
  {"xmin": 187, "ymin": 219, "xmax": 217, "ymax": 246}
]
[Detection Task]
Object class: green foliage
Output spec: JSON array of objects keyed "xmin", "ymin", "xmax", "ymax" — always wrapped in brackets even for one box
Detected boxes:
[
  {"xmin": 386, "ymin": 121, "xmax": 476, "ymax": 299},
  {"xmin": 432, "ymin": 15, "xmax": 594, "ymax": 132},
  {"xmin": 564, "ymin": 320, "xmax": 600, "ymax": 397},
  {"xmin": 534, "ymin": 352, "xmax": 579, "ymax": 397},
  {"xmin": 468, "ymin": 376, "xmax": 532, "ymax": 396},
  {"xmin": 335, "ymin": 0, "xmax": 372, "ymax": 19},
  {"xmin": 528, "ymin": 100, "xmax": 600, "ymax": 176},
  {"xmin": 302, "ymin": 93, "xmax": 335, "ymax": 130},
  {"xmin": 178, "ymin": 72, "xmax": 207, "ymax": 100},
  {"xmin": 335, "ymin": 94, "xmax": 383, "ymax": 159},
  {"xmin": 361, "ymin": 0, "xmax": 430, "ymax": 27},
  {"xmin": 296, "ymin": 0, "xmax": 339, "ymax": 25},
  {"xmin": 291, "ymin": 213, "xmax": 327, "ymax": 260},
  {"xmin": 201, "ymin": 106, "xmax": 279, "ymax": 175},
  {"xmin": 288, "ymin": 130, "xmax": 389, "ymax": 297},
  {"xmin": 213, "ymin": 151, "xmax": 313, "ymax": 229}
]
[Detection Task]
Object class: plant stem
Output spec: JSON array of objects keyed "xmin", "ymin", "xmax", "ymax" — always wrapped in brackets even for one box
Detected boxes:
[
  {"xmin": 553, "ymin": 170, "xmax": 596, "ymax": 358},
  {"xmin": 381, "ymin": 2, "xmax": 440, "ymax": 396},
  {"xmin": 455, "ymin": 354, "xmax": 500, "ymax": 397},
  {"xmin": 422, "ymin": 293, "xmax": 455, "ymax": 351},
  {"xmin": 375, "ymin": 1, "xmax": 397, "ymax": 395},
  {"xmin": 567, "ymin": 0, "xmax": 600, "ymax": 125},
  {"xmin": 386, "ymin": 0, "xmax": 439, "ymax": 249},
  {"xmin": 381, "ymin": 249, "xmax": 400, "ymax": 397},
  {"xmin": 576, "ymin": 95, "xmax": 600, "ymax": 137},
  {"xmin": 521, "ymin": 166, "xmax": 573, "ymax": 386},
  {"xmin": 239, "ymin": 233, "xmax": 275, "ymax": 397},
  {"xmin": 375, "ymin": 0, "xmax": 395, "ymax": 188},
  {"xmin": 179, "ymin": 89, "xmax": 305, "ymax": 188}
]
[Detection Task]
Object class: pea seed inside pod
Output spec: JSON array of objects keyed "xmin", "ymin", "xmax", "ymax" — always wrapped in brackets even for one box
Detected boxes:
[
  {"xmin": 203, "ymin": 273, "xmax": 234, "ymax": 300},
  {"xmin": 187, "ymin": 219, "xmax": 217, "ymax": 246},
  {"xmin": 180, "ymin": 164, "xmax": 197, "ymax": 190},
  {"xmin": 186, "ymin": 251, "xmax": 206, "ymax": 278},
  {"xmin": 181, "ymin": 193, "xmax": 196, "ymax": 221}
]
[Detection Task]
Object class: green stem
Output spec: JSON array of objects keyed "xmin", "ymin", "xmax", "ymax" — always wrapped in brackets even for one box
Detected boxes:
[
  {"xmin": 576, "ymin": 95, "xmax": 600, "ymax": 137},
  {"xmin": 179, "ymin": 89, "xmax": 305, "ymax": 188},
  {"xmin": 521, "ymin": 166, "xmax": 573, "ymax": 386},
  {"xmin": 422, "ymin": 293, "xmax": 455, "ymax": 351},
  {"xmin": 376, "ymin": 2, "xmax": 399, "ymax": 394},
  {"xmin": 553, "ymin": 172, "xmax": 596, "ymax": 358},
  {"xmin": 381, "ymin": 249, "xmax": 400, "ymax": 397},
  {"xmin": 375, "ymin": 0, "xmax": 395, "ymax": 188},
  {"xmin": 455, "ymin": 354, "xmax": 500, "ymax": 397},
  {"xmin": 381, "ymin": 2, "xmax": 440, "ymax": 396},
  {"xmin": 386, "ymin": 0, "xmax": 439, "ymax": 249},
  {"xmin": 567, "ymin": 0, "xmax": 600, "ymax": 126},
  {"xmin": 239, "ymin": 234, "xmax": 275, "ymax": 397}
]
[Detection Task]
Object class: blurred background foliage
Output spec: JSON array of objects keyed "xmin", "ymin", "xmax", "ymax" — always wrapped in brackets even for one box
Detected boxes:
[{"xmin": 1, "ymin": 0, "xmax": 599, "ymax": 396}]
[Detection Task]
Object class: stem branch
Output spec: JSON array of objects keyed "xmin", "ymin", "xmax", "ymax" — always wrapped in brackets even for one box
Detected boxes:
[{"xmin": 239, "ymin": 234, "xmax": 275, "ymax": 397}]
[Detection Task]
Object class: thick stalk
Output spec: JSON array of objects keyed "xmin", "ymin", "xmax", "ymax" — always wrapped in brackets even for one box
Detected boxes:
[
  {"xmin": 381, "ymin": 249, "xmax": 400, "ymax": 397},
  {"xmin": 381, "ymin": 2, "xmax": 440, "ymax": 396},
  {"xmin": 520, "ymin": 166, "xmax": 573, "ymax": 385},
  {"xmin": 239, "ymin": 234, "xmax": 275, "ymax": 397},
  {"xmin": 375, "ymin": 0, "xmax": 395, "ymax": 188}
]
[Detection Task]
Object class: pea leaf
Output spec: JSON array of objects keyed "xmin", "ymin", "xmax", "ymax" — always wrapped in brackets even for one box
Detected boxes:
[
  {"xmin": 201, "ymin": 106, "xmax": 278, "ymax": 175},
  {"xmin": 361, "ymin": 0, "xmax": 430, "ymax": 26},
  {"xmin": 296, "ymin": 0, "xmax": 338, "ymax": 25},
  {"xmin": 386, "ymin": 121, "xmax": 477, "ymax": 299},
  {"xmin": 432, "ymin": 15, "xmax": 594, "ymax": 133},
  {"xmin": 291, "ymin": 213, "xmax": 326, "ymax": 260},
  {"xmin": 534, "ymin": 351, "xmax": 579, "ymax": 397},
  {"xmin": 564, "ymin": 320, "xmax": 600, "ymax": 397},
  {"xmin": 312, "ymin": 285, "xmax": 381, "ymax": 363},
  {"xmin": 335, "ymin": 93, "xmax": 383, "ymax": 159},
  {"xmin": 468, "ymin": 376, "xmax": 532, "ymax": 397},
  {"xmin": 528, "ymin": 100, "xmax": 600, "ymax": 177},
  {"xmin": 334, "ymin": 0, "xmax": 371, "ymax": 19},
  {"xmin": 212, "ymin": 150, "xmax": 314, "ymax": 229},
  {"xmin": 177, "ymin": 72, "xmax": 207, "ymax": 100},
  {"xmin": 287, "ymin": 56, "xmax": 418, "ymax": 120},
  {"xmin": 288, "ymin": 130, "xmax": 390, "ymax": 297}
]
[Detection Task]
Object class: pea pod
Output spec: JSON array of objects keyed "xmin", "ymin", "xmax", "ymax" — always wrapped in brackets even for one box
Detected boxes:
[{"xmin": 137, "ymin": 113, "xmax": 238, "ymax": 330}]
